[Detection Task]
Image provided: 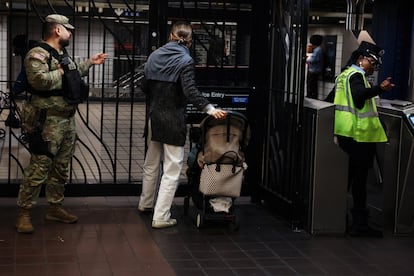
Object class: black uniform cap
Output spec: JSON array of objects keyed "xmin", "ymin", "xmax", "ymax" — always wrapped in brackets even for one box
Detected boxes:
[{"xmin": 358, "ymin": 41, "xmax": 384, "ymax": 65}]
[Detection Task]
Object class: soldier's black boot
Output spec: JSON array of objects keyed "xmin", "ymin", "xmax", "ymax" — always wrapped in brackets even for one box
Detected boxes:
[{"xmin": 349, "ymin": 208, "xmax": 383, "ymax": 238}]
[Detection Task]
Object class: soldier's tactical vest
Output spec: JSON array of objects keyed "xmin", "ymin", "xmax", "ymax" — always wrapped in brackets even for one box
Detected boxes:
[
  {"xmin": 27, "ymin": 43, "xmax": 88, "ymax": 104},
  {"xmin": 334, "ymin": 67, "xmax": 387, "ymax": 143}
]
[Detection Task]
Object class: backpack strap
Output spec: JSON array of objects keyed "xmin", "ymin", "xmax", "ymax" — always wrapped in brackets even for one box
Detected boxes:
[
  {"xmin": 36, "ymin": 42, "xmax": 63, "ymax": 66},
  {"xmin": 27, "ymin": 43, "xmax": 64, "ymax": 97}
]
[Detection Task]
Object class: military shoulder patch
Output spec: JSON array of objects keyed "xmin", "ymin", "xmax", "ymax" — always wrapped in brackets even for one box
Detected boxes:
[{"xmin": 30, "ymin": 52, "xmax": 47, "ymax": 62}]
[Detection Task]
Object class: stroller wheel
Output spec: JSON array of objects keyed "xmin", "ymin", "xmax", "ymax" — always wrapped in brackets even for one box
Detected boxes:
[
  {"xmin": 196, "ymin": 212, "xmax": 204, "ymax": 228},
  {"xmin": 228, "ymin": 216, "xmax": 240, "ymax": 231}
]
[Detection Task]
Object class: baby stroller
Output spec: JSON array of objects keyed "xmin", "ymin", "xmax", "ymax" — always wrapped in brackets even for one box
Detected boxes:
[{"xmin": 186, "ymin": 111, "xmax": 250, "ymax": 229}]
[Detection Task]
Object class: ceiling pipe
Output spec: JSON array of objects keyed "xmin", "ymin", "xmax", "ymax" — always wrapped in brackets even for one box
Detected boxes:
[{"xmin": 346, "ymin": 0, "xmax": 366, "ymax": 31}]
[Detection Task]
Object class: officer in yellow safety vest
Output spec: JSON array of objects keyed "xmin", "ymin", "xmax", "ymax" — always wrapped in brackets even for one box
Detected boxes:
[{"xmin": 333, "ymin": 41, "xmax": 394, "ymax": 238}]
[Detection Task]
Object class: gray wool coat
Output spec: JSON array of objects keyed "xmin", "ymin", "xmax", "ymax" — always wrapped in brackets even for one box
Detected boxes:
[{"xmin": 142, "ymin": 61, "xmax": 211, "ymax": 146}]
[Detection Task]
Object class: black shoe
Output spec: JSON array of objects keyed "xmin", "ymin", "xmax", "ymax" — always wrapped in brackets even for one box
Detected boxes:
[{"xmin": 349, "ymin": 225, "xmax": 383, "ymax": 238}]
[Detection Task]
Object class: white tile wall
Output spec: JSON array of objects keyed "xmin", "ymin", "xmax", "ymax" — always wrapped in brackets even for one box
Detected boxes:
[{"xmin": 0, "ymin": 16, "xmax": 8, "ymax": 92}]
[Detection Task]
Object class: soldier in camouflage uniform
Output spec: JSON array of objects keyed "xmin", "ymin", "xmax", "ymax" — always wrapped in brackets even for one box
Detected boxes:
[{"xmin": 16, "ymin": 14, "xmax": 108, "ymax": 233}]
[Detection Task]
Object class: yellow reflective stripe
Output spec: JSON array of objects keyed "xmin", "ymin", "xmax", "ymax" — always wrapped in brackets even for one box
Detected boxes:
[
  {"xmin": 335, "ymin": 105, "xmax": 356, "ymax": 114},
  {"xmin": 344, "ymin": 73, "xmax": 353, "ymax": 109},
  {"xmin": 335, "ymin": 105, "xmax": 378, "ymax": 118}
]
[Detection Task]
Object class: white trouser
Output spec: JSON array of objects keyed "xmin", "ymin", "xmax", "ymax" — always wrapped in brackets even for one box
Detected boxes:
[{"xmin": 139, "ymin": 121, "xmax": 184, "ymax": 222}]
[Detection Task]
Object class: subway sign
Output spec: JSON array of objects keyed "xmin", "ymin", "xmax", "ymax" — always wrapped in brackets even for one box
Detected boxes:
[{"xmin": 186, "ymin": 87, "xmax": 250, "ymax": 124}]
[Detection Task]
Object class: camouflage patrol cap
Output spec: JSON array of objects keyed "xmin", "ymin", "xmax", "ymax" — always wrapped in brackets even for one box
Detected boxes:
[{"xmin": 45, "ymin": 14, "xmax": 75, "ymax": 30}]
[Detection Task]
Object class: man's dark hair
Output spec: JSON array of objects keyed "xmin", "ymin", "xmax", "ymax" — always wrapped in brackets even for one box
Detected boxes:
[
  {"xmin": 42, "ymin": 22, "xmax": 58, "ymax": 39},
  {"xmin": 310, "ymin": 34, "xmax": 323, "ymax": 46}
]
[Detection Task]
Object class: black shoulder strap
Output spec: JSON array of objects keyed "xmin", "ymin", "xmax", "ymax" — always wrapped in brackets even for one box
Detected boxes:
[
  {"xmin": 27, "ymin": 43, "xmax": 64, "ymax": 97},
  {"xmin": 36, "ymin": 43, "xmax": 64, "ymax": 65}
]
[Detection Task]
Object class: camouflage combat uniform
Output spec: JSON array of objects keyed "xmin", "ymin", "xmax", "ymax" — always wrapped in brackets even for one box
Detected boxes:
[{"xmin": 17, "ymin": 44, "xmax": 92, "ymax": 209}]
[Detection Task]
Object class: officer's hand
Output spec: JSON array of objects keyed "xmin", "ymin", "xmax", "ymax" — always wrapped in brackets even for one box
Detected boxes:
[
  {"xmin": 379, "ymin": 77, "xmax": 395, "ymax": 91},
  {"xmin": 90, "ymin": 53, "xmax": 109, "ymax": 65},
  {"xmin": 211, "ymin": 109, "xmax": 226, "ymax": 120}
]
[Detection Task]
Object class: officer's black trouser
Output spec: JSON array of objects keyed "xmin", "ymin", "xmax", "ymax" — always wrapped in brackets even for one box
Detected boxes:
[
  {"xmin": 337, "ymin": 136, "xmax": 376, "ymax": 210},
  {"xmin": 348, "ymin": 164, "xmax": 369, "ymax": 209}
]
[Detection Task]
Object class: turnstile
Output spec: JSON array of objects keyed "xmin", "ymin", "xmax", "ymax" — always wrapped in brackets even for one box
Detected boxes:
[
  {"xmin": 372, "ymin": 99, "xmax": 414, "ymax": 235},
  {"xmin": 302, "ymin": 98, "xmax": 348, "ymax": 235}
]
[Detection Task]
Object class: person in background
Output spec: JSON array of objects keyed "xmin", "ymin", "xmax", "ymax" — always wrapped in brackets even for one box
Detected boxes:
[
  {"xmin": 12, "ymin": 34, "xmax": 30, "ymax": 96},
  {"xmin": 138, "ymin": 21, "xmax": 226, "ymax": 229},
  {"xmin": 333, "ymin": 41, "xmax": 394, "ymax": 238},
  {"xmin": 306, "ymin": 34, "xmax": 324, "ymax": 99},
  {"xmin": 15, "ymin": 14, "xmax": 108, "ymax": 234}
]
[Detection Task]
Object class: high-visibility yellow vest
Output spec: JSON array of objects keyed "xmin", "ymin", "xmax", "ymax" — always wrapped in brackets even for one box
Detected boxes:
[{"xmin": 334, "ymin": 67, "xmax": 387, "ymax": 142}]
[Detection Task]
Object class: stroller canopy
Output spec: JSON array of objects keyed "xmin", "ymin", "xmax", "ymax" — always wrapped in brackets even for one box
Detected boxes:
[{"xmin": 200, "ymin": 111, "xmax": 250, "ymax": 164}]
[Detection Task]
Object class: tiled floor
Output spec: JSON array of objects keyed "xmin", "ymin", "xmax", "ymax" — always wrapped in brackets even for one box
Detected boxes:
[{"xmin": 1, "ymin": 196, "xmax": 414, "ymax": 276}]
